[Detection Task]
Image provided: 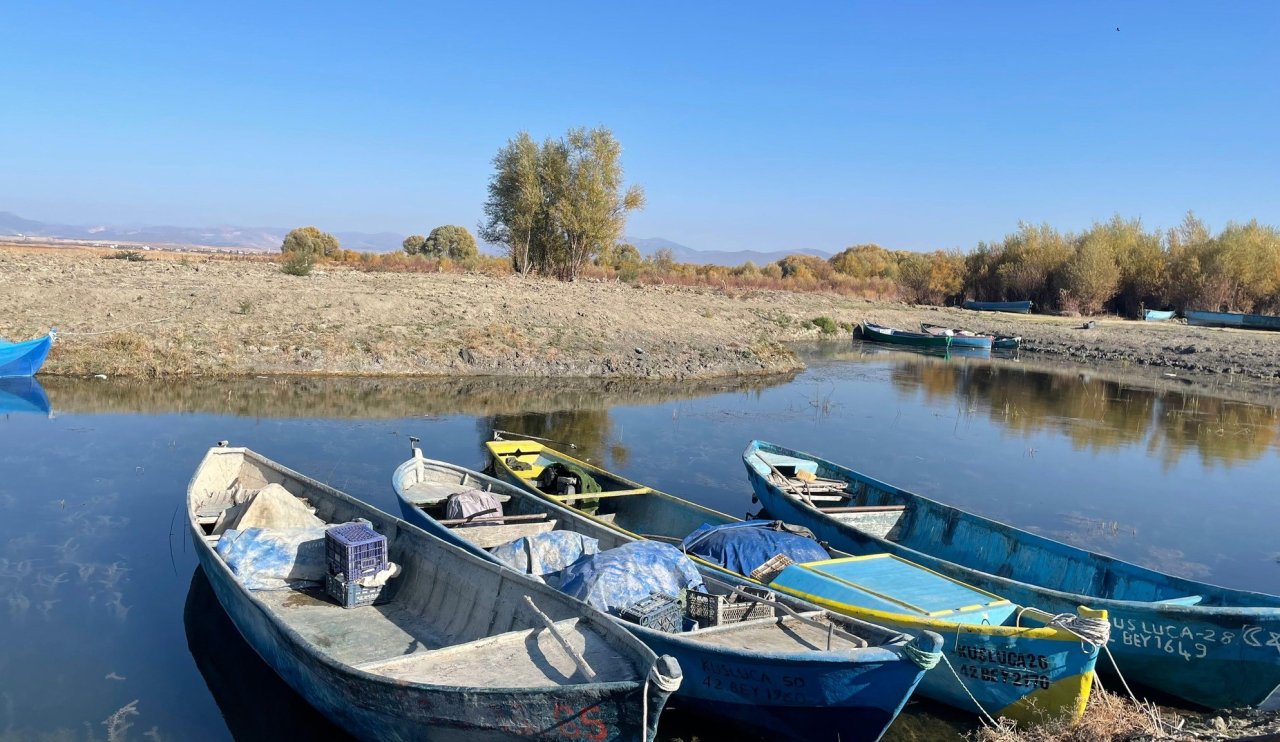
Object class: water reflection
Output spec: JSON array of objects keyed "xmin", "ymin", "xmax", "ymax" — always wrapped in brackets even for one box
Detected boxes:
[
  {"xmin": 184, "ymin": 568, "xmax": 354, "ymax": 740},
  {"xmin": 884, "ymin": 355, "xmax": 1280, "ymax": 468},
  {"xmin": 0, "ymin": 377, "xmax": 50, "ymax": 416}
]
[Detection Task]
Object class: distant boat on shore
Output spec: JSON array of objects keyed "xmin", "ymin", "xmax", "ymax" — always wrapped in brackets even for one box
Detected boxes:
[
  {"xmin": 962, "ymin": 299, "xmax": 1032, "ymax": 314},
  {"xmin": 1143, "ymin": 309, "xmax": 1176, "ymax": 321},
  {"xmin": 0, "ymin": 330, "xmax": 55, "ymax": 377},
  {"xmin": 1185, "ymin": 309, "xmax": 1280, "ymax": 331}
]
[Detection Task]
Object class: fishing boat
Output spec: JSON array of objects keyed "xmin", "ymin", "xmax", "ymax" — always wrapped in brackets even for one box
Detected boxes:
[
  {"xmin": 485, "ymin": 438, "xmax": 1105, "ymax": 726},
  {"xmin": 0, "ymin": 330, "xmax": 55, "ymax": 377},
  {"xmin": 1184, "ymin": 309, "xmax": 1280, "ymax": 331},
  {"xmin": 859, "ymin": 323, "xmax": 952, "ymax": 349},
  {"xmin": 742, "ymin": 440, "xmax": 1280, "ymax": 711},
  {"xmin": 920, "ymin": 323, "xmax": 1023, "ymax": 351},
  {"xmin": 0, "ymin": 377, "xmax": 50, "ymax": 415},
  {"xmin": 188, "ymin": 444, "xmax": 680, "ymax": 742},
  {"xmin": 963, "ymin": 300, "xmax": 1033, "ymax": 314},
  {"xmin": 1143, "ymin": 309, "xmax": 1176, "ymax": 321},
  {"xmin": 393, "ymin": 445, "xmax": 939, "ymax": 742}
]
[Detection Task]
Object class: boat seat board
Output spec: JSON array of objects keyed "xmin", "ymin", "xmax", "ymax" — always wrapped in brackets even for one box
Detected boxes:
[
  {"xmin": 689, "ymin": 615, "xmax": 868, "ymax": 652},
  {"xmin": 403, "ymin": 480, "xmax": 509, "ymax": 507},
  {"xmin": 772, "ymin": 554, "xmax": 1014, "ymax": 623},
  {"xmin": 452, "ymin": 520, "xmax": 557, "ymax": 549},
  {"xmin": 755, "ymin": 452, "xmax": 820, "ymax": 478}
]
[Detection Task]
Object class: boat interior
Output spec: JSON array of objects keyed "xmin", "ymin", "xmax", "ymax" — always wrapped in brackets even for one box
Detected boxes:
[
  {"xmin": 398, "ymin": 454, "xmax": 905, "ymax": 654},
  {"xmin": 749, "ymin": 443, "xmax": 1280, "ymax": 609},
  {"xmin": 190, "ymin": 448, "xmax": 644, "ymax": 688}
]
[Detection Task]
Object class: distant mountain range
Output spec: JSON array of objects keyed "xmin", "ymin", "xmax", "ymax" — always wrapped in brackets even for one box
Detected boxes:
[{"xmin": 0, "ymin": 211, "xmax": 832, "ymax": 266}]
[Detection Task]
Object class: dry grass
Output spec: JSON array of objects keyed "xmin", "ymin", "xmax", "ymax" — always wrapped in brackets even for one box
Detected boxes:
[{"xmin": 972, "ymin": 691, "xmax": 1174, "ymax": 742}]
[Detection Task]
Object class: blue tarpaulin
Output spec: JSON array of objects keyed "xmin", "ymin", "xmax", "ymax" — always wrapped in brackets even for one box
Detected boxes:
[
  {"xmin": 490, "ymin": 530, "xmax": 599, "ymax": 577},
  {"xmin": 216, "ymin": 526, "xmax": 329, "ymax": 590},
  {"xmin": 681, "ymin": 520, "xmax": 829, "ymax": 577},
  {"xmin": 554, "ymin": 541, "xmax": 704, "ymax": 614}
]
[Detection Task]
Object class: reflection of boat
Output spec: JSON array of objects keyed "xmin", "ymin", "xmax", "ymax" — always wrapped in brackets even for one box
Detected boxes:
[
  {"xmin": 1143, "ymin": 309, "xmax": 1176, "ymax": 321},
  {"xmin": 1185, "ymin": 309, "xmax": 1280, "ymax": 331},
  {"xmin": 920, "ymin": 323, "xmax": 1022, "ymax": 351},
  {"xmin": 963, "ymin": 300, "xmax": 1032, "ymax": 314},
  {"xmin": 486, "ymin": 439, "xmax": 1101, "ymax": 727},
  {"xmin": 0, "ymin": 330, "xmax": 55, "ymax": 377},
  {"xmin": 0, "ymin": 377, "xmax": 50, "ymax": 415},
  {"xmin": 395, "ymin": 445, "xmax": 935, "ymax": 742},
  {"xmin": 859, "ymin": 323, "xmax": 951, "ymax": 349},
  {"xmin": 743, "ymin": 440, "xmax": 1280, "ymax": 711},
  {"xmin": 184, "ymin": 567, "xmax": 356, "ymax": 740},
  {"xmin": 188, "ymin": 445, "xmax": 679, "ymax": 742}
]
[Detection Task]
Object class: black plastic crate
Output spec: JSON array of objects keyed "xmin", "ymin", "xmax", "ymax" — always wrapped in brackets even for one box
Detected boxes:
[
  {"xmin": 618, "ymin": 593, "xmax": 681, "ymax": 633},
  {"xmin": 325, "ymin": 521, "xmax": 387, "ymax": 580},
  {"xmin": 325, "ymin": 573, "xmax": 392, "ymax": 609}
]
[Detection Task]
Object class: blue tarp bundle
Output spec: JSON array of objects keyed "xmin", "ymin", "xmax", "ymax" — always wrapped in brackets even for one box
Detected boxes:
[
  {"xmin": 490, "ymin": 531, "xmax": 599, "ymax": 577},
  {"xmin": 681, "ymin": 520, "xmax": 829, "ymax": 577},
  {"xmin": 555, "ymin": 541, "xmax": 705, "ymax": 615},
  {"xmin": 216, "ymin": 526, "xmax": 329, "ymax": 590}
]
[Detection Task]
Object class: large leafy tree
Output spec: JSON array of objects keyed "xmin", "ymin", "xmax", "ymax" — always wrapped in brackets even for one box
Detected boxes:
[
  {"xmin": 482, "ymin": 126, "xmax": 644, "ymax": 281},
  {"xmin": 422, "ymin": 225, "xmax": 479, "ymax": 260},
  {"xmin": 402, "ymin": 234, "xmax": 427, "ymax": 256},
  {"xmin": 281, "ymin": 226, "xmax": 340, "ymax": 257}
]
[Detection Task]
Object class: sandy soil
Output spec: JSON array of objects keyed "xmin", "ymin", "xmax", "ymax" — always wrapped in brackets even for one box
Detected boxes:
[{"xmin": 4, "ymin": 245, "xmax": 1280, "ymax": 391}]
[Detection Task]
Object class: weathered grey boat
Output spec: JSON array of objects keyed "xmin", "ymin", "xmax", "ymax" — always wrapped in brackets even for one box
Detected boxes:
[{"xmin": 188, "ymin": 444, "xmax": 680, "ymax": 741}]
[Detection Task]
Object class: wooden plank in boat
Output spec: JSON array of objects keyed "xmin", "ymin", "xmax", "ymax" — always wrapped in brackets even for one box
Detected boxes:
[{"xmin": 454, "ymin": 520, "xmax": 557, "ymax": 549}]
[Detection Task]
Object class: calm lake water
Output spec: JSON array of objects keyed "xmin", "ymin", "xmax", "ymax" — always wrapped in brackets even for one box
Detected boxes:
[{"xmin": 2, "ymin": 346, "xmax": 1278, "ymax": 741}]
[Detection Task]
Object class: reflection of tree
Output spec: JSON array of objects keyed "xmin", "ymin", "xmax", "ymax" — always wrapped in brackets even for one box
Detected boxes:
[
  {"xmin": 889, "ymin": 356, "xmax": 1280, "ymax": 468},
  {"xmin": 484, "ymin": 409, "xmax": 624, "ymax": 469}
]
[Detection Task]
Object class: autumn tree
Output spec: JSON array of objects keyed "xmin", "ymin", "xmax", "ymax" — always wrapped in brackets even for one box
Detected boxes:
[
  {"xmin": 480, "ymin": 132, "xmax": 542, "ymax": 275},
  {"xmin": 402, "ymin": 234, "xmax": 427, "ymax": 256},
  {"xmin": 421, "ymin": 225, "xmax": 479, "ymax": 260},
  {"xmin": 829, "ymin": 244, "xmax": 898, "ymax": 280},
  {"xmin": 281, "ymin": 226, "xmax": 340, "ymax": 258}
]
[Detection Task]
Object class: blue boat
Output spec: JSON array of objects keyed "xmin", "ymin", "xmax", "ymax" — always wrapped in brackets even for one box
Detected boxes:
[
  {"xmin": 484, "ymin": 439, "xmax": 1104, "ymax": 727},
  {"xmin": 0, "ymin": 377, "xmax": 50, "ymax": 415},
  {"xmin": 743, "ymin": 440, "xmax": 1280, "ymax": 711},
  {"xmin": 1185, "ymin": 309, "xmax": 1280, "ymax": 331},
  {"xmin": 190, "ymin": 444, "xmax": 679, "ymax": 742},
  {"xmin": 0, "ymin": 330, "xmax": 56, "ymax": 377},
  {"xmin": 1143, "ymin": 309, "xmax": 1176, "ymax": 321},
  {"xmin": 963, "ymin": 300, "xmax": 1033, "ymax": 314},
  {"xmin": 919, "ymin": 323, "xmax": 994, "ymax": 350},
  {"xmin": 394, "ymin": 446, "xmax": 939, "ymax": 742}
]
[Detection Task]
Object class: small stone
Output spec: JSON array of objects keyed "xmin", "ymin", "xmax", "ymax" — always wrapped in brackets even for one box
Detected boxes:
[
  {"xmin": 1211, "ymin": 716, "xmax": 1227, "ymax": 732},
  {"xmin": 634, "ymin": 347, "xmax": 644, "ymax": 354}
]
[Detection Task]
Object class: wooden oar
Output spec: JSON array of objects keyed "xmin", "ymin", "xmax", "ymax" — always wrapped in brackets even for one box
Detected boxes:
[{"xmin": 523, "ymin": 596, "xmax": 597, "ymax": 680}]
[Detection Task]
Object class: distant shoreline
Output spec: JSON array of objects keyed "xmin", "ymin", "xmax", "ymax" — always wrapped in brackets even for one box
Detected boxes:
[{"xmin": 3, "ymin": 244, "xmax": 1279, "ymax": 395}]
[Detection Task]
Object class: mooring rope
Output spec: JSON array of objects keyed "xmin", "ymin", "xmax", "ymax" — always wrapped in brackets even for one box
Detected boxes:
[
  {"xmin": 938, "ymin": 653, "xmax": 1003, "ymax": 728},
  {"xmin": 642, "ymin": 660, "xmax": 682, "ymax": 738},
  {"xmin": 902, "ymin": 640, "xmax": 942, "ymax": 671},
  {"xmin": 1048, "ymin": 612, "xmax": 1112, "ymax": 651}
]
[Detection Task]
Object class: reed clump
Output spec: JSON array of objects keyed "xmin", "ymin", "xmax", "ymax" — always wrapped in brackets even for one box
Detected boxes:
[{"xmin": 972, "ymin": 691, "xmax": 1174, "ymax": 742}]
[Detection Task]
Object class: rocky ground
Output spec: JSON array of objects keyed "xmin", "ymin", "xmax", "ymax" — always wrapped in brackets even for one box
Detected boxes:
[{"xmin": 4, "ymin": 245, "xmax": 1280, "ymax": 394}]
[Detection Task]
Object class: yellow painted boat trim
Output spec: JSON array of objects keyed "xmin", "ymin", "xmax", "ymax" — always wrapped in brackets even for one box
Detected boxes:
[{"xmin": 998, "ymin": 671, "xmax": 1095, "ymax": 725}]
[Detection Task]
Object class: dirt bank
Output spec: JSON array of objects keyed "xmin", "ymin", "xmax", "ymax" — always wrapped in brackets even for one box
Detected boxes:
[{"xmin": 4, "ymin": 245, "xmax": 1280, "ymax": 389}]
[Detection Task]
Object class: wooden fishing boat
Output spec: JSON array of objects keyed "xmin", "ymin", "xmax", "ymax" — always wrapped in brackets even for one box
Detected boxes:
[
  {"xmin": 188, "ymin": 444, "xmax": 680, "ymax": 742},
  {"xmin": 963, "ymin": 300, "xmax": 1033, "ymax": 314},
  {"xmin": 742, "ymin": 440, "xmax": 1280, "ymax": 711},
  {"xmin": 1184, "ymin": 309, "xmax": 1280, "ymax": 331},
  {"xmin": 0, "ymin": 377, "xmax": 50, "ymax": 415},
  {"xmin": 485, "ymin": 438, "xmax": 1105, "ymax": 726},
  {"xmin": 1143, "ymin": 309, "xmax": 1176, "ymax": 321},
  {"xmin": 992, "ymin": 335, "xmax": 1023, "ymax": 350},
  {"xmin": 859, "ymin": 323, "xmax": 952, "ymax": 349},
  {"xmin": 0, "ymin": 330, "xmax": 55, "ymax": 377},
  {"xmin": 393, "ymin": 446, "xmax": 939, "ymax": 742}
]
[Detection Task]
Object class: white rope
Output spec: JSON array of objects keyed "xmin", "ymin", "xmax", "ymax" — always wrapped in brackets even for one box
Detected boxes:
[{"xmin": 939, "ymin": 653, "xmax": 1003, "ymax": 728}]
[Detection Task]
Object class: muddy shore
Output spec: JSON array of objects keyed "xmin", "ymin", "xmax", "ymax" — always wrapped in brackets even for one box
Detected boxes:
[{"xmin": 3, "ymin": 245, "xmax": 1280, "ymax": 395}]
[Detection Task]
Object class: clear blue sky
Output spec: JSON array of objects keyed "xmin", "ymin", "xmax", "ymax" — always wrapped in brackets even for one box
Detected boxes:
[{"xmin": 2, "ymin": 2, "xmax": 1277, "ymax": 252}]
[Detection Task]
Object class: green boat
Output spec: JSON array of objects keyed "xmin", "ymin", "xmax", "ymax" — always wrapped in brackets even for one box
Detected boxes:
[{"xmin": 859, "ymin": 323, "xmax": 952, "ymax": 349}]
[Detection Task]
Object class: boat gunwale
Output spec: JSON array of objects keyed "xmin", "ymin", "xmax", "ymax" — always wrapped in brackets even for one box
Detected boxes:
[{"xmin": 188, "ymin": 445, "xmax": 654, "ymax": 698}]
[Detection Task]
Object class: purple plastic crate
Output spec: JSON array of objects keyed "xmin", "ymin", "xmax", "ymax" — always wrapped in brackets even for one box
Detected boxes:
[{"xmin": 325, "ymin": 522, "xmax": 387, "ymax": 580}]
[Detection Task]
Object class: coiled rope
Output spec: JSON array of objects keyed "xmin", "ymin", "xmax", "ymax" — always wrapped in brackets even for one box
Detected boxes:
[
  {"xmin": 902, "ymin": 641, "xmax": 941, "ymax": 671},
  {"xmin": 1047, "ymin": 612, "xmax": 1113, "ymax": 651}
]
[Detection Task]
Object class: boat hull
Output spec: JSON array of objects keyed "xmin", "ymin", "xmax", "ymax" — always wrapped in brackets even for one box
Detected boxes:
[
  {"xmin": 860, "ymin": 324, "xmax": 952, "ymax": 349},
  {"xmin": 1143, "ymin": 309, "xmax": 1176, "ymax": 321},
  {"xmin": 743, "ymin": 440, "xmax": 1280, "ymax": 710},
  {"xmin": 1185, "ymin": 309, "xmax": 1280, "ymax": 331},
  {"xmin": 396, "ymin": 457, "xmax": 929, "ymax": 742},
  {"xmin": 963, "ymin": 300, "xmax": 1032, "ymax": 313},
  {"xmin": 0, "ymin": 332, "xmax": 54, "ymax": 377}
]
